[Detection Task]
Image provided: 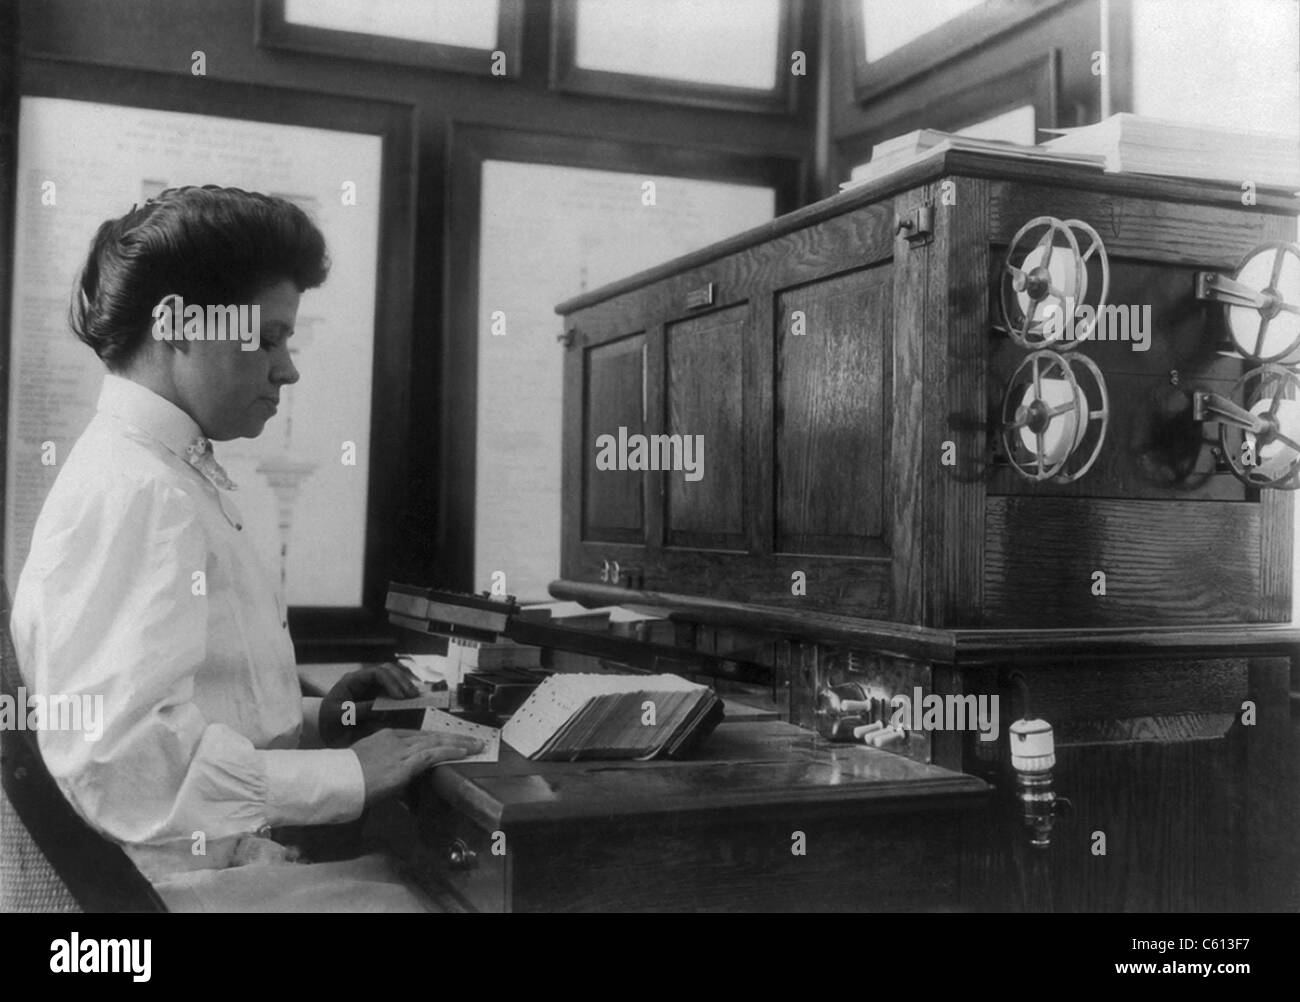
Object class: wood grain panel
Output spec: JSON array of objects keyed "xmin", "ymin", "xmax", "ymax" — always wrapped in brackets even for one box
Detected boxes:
[
  {"xmin": 988, "ymin": 182, "xmax": 1295, "ymax": 267},
  {"xmin": 665, "ymin": 305, "xmax": 747, "ymax": 549},
  {"xmin": 775, "ymin": 265, "xmax": 890, "ymax": 556},
  {"xmin": 565, "ymin": 544, "xmax": 893, "ymax": 618},
  {"xmin": 1242, "ymin": 658, "xmax": 1299, "ymax": 910},
  {"xmin": 983, "ymin": 497, "xmax": 1263, "ymax": 626},
  {"xmin": 1260, "ymin": 470, "xmax": 1295, "ymax": 623},
  {"xmin": 994, "ymin": 659, "xmax": 1248, "ymax": 728},
  {"xmin": 582, "ymin": 334, "xmax": 645, "ymax": 542},
  {"xmin": 512, "ymin": 812, "xmax": 962, "ymax": 911},
  {"xmin": 889, "ymin": 187, "xmax": 929, "ymax": 624},
  {"xmin": 562, "ymin": 201, "xmax": 897, "ymax": 314},
  {"xmin": 928, "ymin": 178, "xmax": 990, "ymax": 628},
  {"xmin": 960, "ymin": 735, "xmax": 1243, "ymax": 911}
]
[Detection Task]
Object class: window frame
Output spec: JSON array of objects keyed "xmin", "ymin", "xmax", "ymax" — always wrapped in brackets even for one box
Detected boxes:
[
  {"xmin": 848, "ymin": 0, "xmax": 1075, "ymax": 103},
  {"xmin": 256, "ymin": 0, "xmax": 525, "ymax": 78},
  {"xmin": 549, "ymin": 0, "xmax": 805, "ymax": 114},
  {"xmin": 837, "ymin": 50, "xmax": 1060, "ymax": 183},
  {"xmin": 437, "ymin": 123, "xmax": 804, "ymax": 590}
]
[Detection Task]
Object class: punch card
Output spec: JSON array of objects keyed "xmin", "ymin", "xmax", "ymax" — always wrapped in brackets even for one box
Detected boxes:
[{"xmin": 420, "ymin": 709, "xmax": 501, "ymax": 764}]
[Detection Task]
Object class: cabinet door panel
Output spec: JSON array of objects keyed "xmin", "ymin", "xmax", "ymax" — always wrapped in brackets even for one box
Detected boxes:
[
  {"xmin": 775, "ymin": 266, "xmax": 891, "ymax": 557},
  {"xmin": 664, "ymin": 305, "xmax": 747, "ymax": 550},
  {"xmin": 583, "ymin": 334, "xmax": 646, "ymax": 543}
]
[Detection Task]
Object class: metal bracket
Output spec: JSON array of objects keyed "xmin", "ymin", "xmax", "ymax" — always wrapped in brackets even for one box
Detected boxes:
[
  {"xmin": 1195, "ymin": 270, "xmax": 1277, "ymax": 311},
  {"xmin": 896, "ymin": 205, "xmax": 934, "ymax": 245}
]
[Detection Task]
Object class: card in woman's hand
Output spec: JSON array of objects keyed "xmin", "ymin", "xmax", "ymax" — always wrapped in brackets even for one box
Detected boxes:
[{"xmin": 420, "ymin": 709, "xmax": 501, "ymax": 764}]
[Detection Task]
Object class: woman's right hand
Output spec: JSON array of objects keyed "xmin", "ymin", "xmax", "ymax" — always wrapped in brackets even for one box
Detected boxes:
[{"xmin": 349, "ymin": 728, "xmax": 484, "ymax": 804}]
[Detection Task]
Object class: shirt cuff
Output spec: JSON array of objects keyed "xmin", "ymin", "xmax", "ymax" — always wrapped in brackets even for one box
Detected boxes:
[{"xmin": 260, "ymin": 748, "xmax": 365, "ymax": 827}]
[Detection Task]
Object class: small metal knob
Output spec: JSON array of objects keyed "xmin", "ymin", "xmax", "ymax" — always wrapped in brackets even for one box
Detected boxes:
[{"xmin": 446, "ymin": 838, "xmax": 478, "ymax": 871}]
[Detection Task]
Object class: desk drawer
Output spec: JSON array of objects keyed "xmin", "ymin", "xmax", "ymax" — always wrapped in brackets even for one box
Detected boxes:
[
  {"xmin": 412, "ymin": 809, "xmax": 508, "ymax": 913},
  {"xmin": 507, "ymin": 810, "xmax": 964, "ymax": 912}
]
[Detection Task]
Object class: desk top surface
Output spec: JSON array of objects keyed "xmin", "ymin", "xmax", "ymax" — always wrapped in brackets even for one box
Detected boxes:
[{"xmin": 424, "ymin": 718, "xmax": 987, "ymax": 829}]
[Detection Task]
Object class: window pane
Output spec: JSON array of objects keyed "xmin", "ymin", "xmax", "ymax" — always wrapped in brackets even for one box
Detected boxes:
[
  {"xmin": 1132, "ymin": 0, "xmax": 1300, "ymax": 138},
  {"xmin": 284, "ymin": 0, "xmax": 500, "ymax": 50},
  {"xmin": 575, "ymin": 0, "xmax": 780, "ymax": 90},
  {"xmin": 861, "ymin": 0, "xmax": 984, "ymax": 62},
  {"xmin": 475, "ymin": 161, "xmax": 775, "ymax": 600}
]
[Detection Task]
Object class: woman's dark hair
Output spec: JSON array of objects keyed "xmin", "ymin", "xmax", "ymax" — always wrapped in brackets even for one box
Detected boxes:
[{"xmin": 70, "ymin": 185, "xmax": 330, "ymax": 369}]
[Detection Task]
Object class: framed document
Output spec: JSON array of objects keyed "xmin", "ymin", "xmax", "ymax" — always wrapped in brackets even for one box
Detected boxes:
[{"xmin": 4, "ymin": 60, "xmax": 416, "ymax": 646}]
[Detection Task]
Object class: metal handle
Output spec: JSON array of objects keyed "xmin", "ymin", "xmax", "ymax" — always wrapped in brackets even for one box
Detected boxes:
[
  {"xmin": 684, "ymin": 283, "xmax": 715, "ymax": 310},
  {"xmin": 446, "ymin": 838, "xmax": 478, "ymax": 871}
]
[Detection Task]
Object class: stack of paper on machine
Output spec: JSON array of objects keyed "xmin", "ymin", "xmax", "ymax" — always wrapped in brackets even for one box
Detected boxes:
[
  {"xmin": 839, "ymin": 129, "xmax": 1106, "ymax": 190},
  {"xmin": 1043, "ymin": 114, "xmax": 1300, "ymax": 189},
  {"xmin": 502, "ymin": 674, "xmax": 723, "ymax": 761}
]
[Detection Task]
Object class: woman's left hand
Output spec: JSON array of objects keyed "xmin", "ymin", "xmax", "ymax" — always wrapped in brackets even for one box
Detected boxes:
[{"xmin": 319, "ymin": 662, "xmax": 423, "ymax": 747}]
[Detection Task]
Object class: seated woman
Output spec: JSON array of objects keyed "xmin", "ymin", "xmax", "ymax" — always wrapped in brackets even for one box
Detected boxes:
[{"xmin": 10, "ymin": 186, "xmax": 479, "ymax": 911}]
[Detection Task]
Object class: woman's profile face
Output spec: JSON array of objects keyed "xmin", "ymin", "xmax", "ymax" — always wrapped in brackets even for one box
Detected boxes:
[{"xmin": 172, "ymin": 278, "xmax": 302, "ymax": 440}]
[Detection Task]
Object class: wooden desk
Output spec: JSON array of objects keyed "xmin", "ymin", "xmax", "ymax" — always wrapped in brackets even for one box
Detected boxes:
[{"xmin": 399, "ymin": 718, "xmax": 987, "ymax": 912}]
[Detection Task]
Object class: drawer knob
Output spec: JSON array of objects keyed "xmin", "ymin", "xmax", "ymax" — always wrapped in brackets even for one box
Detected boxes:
[{"xmin": 446, "ymin": 838, "xmax": 479, "ymax": 871}]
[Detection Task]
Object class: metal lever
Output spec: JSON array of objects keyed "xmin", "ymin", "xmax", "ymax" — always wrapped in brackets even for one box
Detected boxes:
[
  {"xmin": 1195, "ymin": 389, "xmax": 1300, "ymax": 453},
  {"xmin": 1195, "ymin": 271, "xmax": 1286, "ymax": 313}
]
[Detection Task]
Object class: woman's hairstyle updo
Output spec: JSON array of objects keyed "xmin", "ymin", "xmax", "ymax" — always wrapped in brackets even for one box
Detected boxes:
[{"xmin": 70, "ymin": 185, "xmax": 330, "ymax": 369}]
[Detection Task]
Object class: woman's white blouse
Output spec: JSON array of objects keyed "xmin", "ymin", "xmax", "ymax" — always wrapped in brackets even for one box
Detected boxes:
[{"xmin": 10, "ymin": 374, "xmax": 365, "ymax": 876}]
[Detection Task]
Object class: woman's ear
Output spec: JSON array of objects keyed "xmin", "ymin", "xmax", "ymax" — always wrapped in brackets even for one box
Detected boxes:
[{"xmin": 151, "ymin": 293, "xmax": 189, "ymax": 353}]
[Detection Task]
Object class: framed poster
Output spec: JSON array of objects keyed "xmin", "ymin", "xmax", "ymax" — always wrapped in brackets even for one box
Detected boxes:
[{"xmin": 4, "ymin": 61, "xmax": 416, "ymax": 645}]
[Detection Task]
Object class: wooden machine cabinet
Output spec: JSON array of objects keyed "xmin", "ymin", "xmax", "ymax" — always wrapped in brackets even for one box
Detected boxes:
[{"xmin": 542, "ymin": 151, "xmax": 1300, "ymax": 912}]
